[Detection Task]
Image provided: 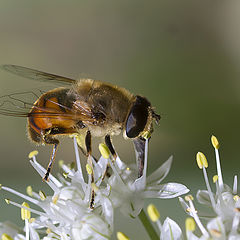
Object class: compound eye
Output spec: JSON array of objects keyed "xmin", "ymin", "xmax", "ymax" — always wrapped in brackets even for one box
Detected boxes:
[{"xmin": 126, "ymin": 96, "xmax": 150, "ymax": 138}]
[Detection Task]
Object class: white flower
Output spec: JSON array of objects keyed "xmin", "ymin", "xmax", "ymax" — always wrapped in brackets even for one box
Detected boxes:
[
  {"xmin": 160, "ymin": 217, "xmax": 183, "ymax": 240},
  {"xmin": 107, "ymin": 139, "xmax": 189, "ymax": 217},
  {"xmin": 179, "ymin": 135, "xmax": 240, "ymax": 239},
  {"xmin": 1, "ymin": 137, "xmax": 113, "ymax": 240}
]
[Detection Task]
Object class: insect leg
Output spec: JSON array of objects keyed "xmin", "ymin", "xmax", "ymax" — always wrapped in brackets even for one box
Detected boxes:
[
  {"xmin": 133, "ymin": 137, "xmax": 146, "ymax": 178},
  {"xmin": 101, "ymin": 135, "xmax": 117, "ymax": 179},
  {"xmin": 105, "ymin": 135, "xmax": 117, "ymax": 160},
  {"xmin": 43, "ymin": 143, "xmax": 59, "ymax": 181},
  {"xmin": 85, "ymin": 130, "xmax": 95, "ymax": 209}
]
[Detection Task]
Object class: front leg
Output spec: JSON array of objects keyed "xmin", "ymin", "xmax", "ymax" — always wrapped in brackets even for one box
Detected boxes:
[
  {"xmin": 85, "ymin": 130, "xmax": 95, "ymax": 209},
  {"xmin": 42, "ymin": 135, "xmax": 59, "ymax": 182},
  {"xmin": 133, "ymin": 137, "xmax": 146, "ymax": 178},
  {"xmin": 105, "ymin": 135, "xmax": 117, "ymax": 160}
]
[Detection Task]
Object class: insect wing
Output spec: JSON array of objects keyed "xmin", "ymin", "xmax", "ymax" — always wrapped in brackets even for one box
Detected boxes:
[
  {"xmin": 0, "ymin": 90, "xmax": 43, "ymax": 117},
  {"xmin": 0, "ymin": 65, "xmax": 76, "ymax": 85}
]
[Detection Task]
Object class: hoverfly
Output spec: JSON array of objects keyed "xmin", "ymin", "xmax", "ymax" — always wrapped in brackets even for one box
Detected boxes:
[{"xmin": 0, "ymin": 65, "xmax": 160, "ymax": 182}]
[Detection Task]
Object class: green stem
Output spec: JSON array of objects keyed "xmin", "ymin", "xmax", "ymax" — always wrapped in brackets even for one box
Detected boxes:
[{"xmin": 138, "ymin": 209, "xmax": 159, "ymax": 240}]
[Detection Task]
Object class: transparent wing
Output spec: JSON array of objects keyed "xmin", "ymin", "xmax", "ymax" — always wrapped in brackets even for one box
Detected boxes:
[
  {"xmin": 1, "ymin": 65, "xmax": 76, "ymax": 85},
  {"xmin": 0, "ymin": 90, "xmax": 42, "ymax": 117},
  {"xmin": 0, "ymin": 90, "xmax": 96, "ymax": 124}
]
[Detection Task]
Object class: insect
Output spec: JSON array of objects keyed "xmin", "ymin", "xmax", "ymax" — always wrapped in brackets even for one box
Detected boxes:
[{"xmin": 0, "ymin": 65, "xmax": 160, "ymax": 182}]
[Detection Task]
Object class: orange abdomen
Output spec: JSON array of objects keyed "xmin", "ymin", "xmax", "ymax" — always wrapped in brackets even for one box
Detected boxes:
[{"xmin": 28, "ymin": 91, "xmax": 78, "ymax": 143}]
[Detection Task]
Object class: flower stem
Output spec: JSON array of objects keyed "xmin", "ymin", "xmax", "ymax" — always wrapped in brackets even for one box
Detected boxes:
[{"xmin": 138, "ymin": 209, "xmax": 159, "ymax": 240}]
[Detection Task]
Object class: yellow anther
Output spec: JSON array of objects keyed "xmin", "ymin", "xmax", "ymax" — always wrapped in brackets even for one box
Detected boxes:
[
  {"xmin": 63, "ymin": 172, "xmax": 68, "ymax": 178},
  {"xmin": 147, "ymin": 204, "xmax": 160, "ymax": 222},
  {"xmin": 196, "ymin": 152, "xmax": 208, "ymax": 169},
  {"xmin": 5, "ymin": 199, "xmax": 10, "ymax": 204},
  {"xmin": 52, "ymin": 194, "xmax": 59, "ymax": 204},
  {"xmin": 211, "ymin": 135, "xmax": 220, "ymax": 149},
  {"xmin": 1, "ymin": 233, "xmax": 13, "ymax": 240},
  {"xmin": 233, "ymin": 195, "xmax": 240, "ymax": 202},
  {"xmin": 29, "ymin": 218, "xmax": 35, "ymax": 223},
  {"xmin": 185, "ymin": 195, "xmax": 194, "ymax": 202},
  {"xmin": 39, "ymin": 191, "xmax": 46, "ymax": 201},
  {"xmin": 141, "ymin": 131, "xmax": 151, "ymax": 139},
  {"xmin": 99, "ymin": 143, "xmax": 110, "ymax": 159},
  {"xmin": 185, "ymin": 217, "xmax": 196, "ymax": 232},
  {"xmin": 21, "ymin": 202, "xmax": 31, "ymax": 220},
  {"xmin": 58, "ymin": 160, "xmax": 64, "ymax": 168},
  {"xmin": 213, "ymin": 175, "xmax": 218, "ymax": 183},
  {"xmin": 86, "ymin": 164, "xmax": 93, "ymax": 175},
  {"xmin": 91, "ymin": 183, "xmax": 99, "ymax": 192},
  {"xmin": 76, "ymin": 134, "xmax": 85, "ymax": 149},
  {"xmin": 28, "ymin": 150, "xmax": 38, "ymax": 159},
  {"xmin": 116, "ymin": 232, "xmax": 130, "ymax": 240},
  {"xmin": 26, "ymin": 186, "xmax": 33, "ymax": 197},
  {"xmin": 126, "ymin": 167, "xmax": 130, "ymax": 171},
  {"xmin": 46, "ymin": 228, "xmax": 52, "ymax": 234}
]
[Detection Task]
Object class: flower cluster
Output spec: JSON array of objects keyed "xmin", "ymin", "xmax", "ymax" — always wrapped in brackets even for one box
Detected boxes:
[
  {"xmin": 146, "ymin": 135, "xmax": 240, "ymax": 240},
  {"xmin": 0, "ymin": 136, "xmax": 189, "ymax": 240}
]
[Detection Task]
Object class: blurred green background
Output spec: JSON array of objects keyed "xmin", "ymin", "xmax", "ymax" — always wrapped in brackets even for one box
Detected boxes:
[{"xmin": 0, "ymin": 1, "xmax": 240, "ymax": 239}]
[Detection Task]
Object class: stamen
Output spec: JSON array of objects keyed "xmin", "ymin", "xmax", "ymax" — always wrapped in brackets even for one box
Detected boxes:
[
  {"xmin": 52, "ymin": 194, "xmax": 59, "ymax": 204},
  {"xmin": 61, "ymin": 164, "xmax": 75, "ymax": 177},
  {"xmin": 202, "ymin": 166, "xmax": 216, "ymax": 209},
  {"xmin": 108, "ymin": 159, "xmax": 126, "ymax": 187},
  {"xmin": 116, "ymin": 232, "xmax": 130, "ymax": 240},
  {"xmin": 6, "ymin": 199, "xmax": 48, "ymax": 218},
  {"xmin": 26, "ymin": 186, "xmax": 40, "ymax": 199},
  {"xmin": 196, "ymin": 152, "xmax": 208, "ymax": 169},
  {"xmin": 213, "ymin": 175, "xmax": 218, "ymax": 183},
  {"xmin": 39, "ymin": 191, "xmax": 46, "ymax": 201},
  {"xmin": 1, "ymin": 234, "xmax": 13, "ymax": 240},
  {"xmin": 63, "ymin": 172, "xmax": 69, "ymax": 178},
  {"xmin": 28, "ymin": 150, "xmax": 38, "ymax": 159},
  {"xmin": 233, "ymin": 175, "xmax": 238, "ymax": 194},
  {"xmin": 233, "ymin": 195, "xmax": 240, "ymax": 201},
  {"xmin": 30, "ymin": 160, "xmax": 61, "ymax": 192},
  {"xmin": 29, "ymin": 218, "xmax": 35, "ymax": 223},
  {"xmin": 185, "ymin": 217, "xmax": 195, "ymax": 232},
  {"xmin": 73, "ymin": 136, "xmax": 83, "ymax": 179},
  {"xmin": 26, "ymin": 186, "xmax": 33, "ymax": 197},
  {"xmin": 1, "ymin": 185, "xmax": 39, "ymax": 205},
  {"xmin": 99, "ymin": 143, "xmax": 110, "ymax": 159},
  {"xmin": 186, "ymin": 198, "xmax": 209, "ymax": 238},
  {"xmin": 21, "ymin": 202, "xmax": 31, "ymax": 220},
  {"xmin": 211, "ymin": 136, "xmax": 224, "ymax": 191},
  {"xmin": 196, "ymin": 153, "xmax": 216, "ymax": 209},
  {"xmin": 58, "ymin": 160, "xmax": 64, "ymax": 168},
  {"xmin": 185, "ymin": 195, "xmax": 194, "ymax": 201},
  {"xmin": 211, "ymin": 135, "xmax": 219, "ymax": 149},
  {"xmin": 147, "ymin": 204, "xmax": 160, "ymax": 222},
  {"xmin": 86, "ymin": 164, "xmax": 93, "ymax": 175}
]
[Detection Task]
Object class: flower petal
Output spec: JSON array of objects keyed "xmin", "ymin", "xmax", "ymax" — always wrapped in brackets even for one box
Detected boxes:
[
  {"xmin": 144, "ymin": 183, "xmax": 189, "ymax": 199},
  {"xmin": 196, "ymin": 190, "xmax": 212, "ymax": 206},
  {"xmin": 207, "ymin": 217, "xmax": 226, "ymax": 240},
  {"xmin": 160, "ymin": 217, "xmax": 183, "ymax": 240},
  {"xmin": 147, "ymin": 156, "xmax": 173, "ymax": 185}
]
